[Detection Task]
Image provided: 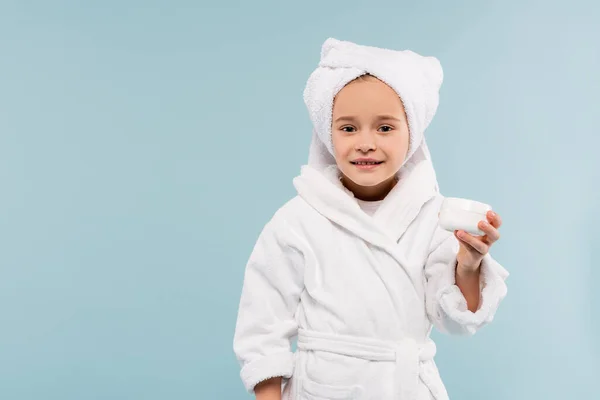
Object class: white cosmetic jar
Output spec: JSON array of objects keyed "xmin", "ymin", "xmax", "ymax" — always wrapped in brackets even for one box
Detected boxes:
[{"xmin": 439, "ymin": 197, "xmax": 492, "ymax": 236}]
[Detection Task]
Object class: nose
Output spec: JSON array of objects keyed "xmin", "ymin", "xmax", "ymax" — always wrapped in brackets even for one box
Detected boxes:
[
  {"xmin": 357, "ymin": 143, "xmax": 375, "ymax": 152},
  {"xmin": 355, "ymin": 131, "xmax": 377, "ymax": 153}
]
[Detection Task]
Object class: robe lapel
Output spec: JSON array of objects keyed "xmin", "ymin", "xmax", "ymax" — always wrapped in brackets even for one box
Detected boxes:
[{"xmin": 292, "ymin": 163, "xmax": 438, "ymax": 293}]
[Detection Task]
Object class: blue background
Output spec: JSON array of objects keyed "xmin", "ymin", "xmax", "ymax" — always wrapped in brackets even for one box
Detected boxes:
[{"xmin": 1, "ymin": 0, "xmax": 598, "ymax": 399}]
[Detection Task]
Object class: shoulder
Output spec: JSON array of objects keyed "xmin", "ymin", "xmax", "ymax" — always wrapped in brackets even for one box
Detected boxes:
[
  {"xmin": 257, "ymin": 196, "xmax": 317, "ymax": 248},
  {"xmin": 412, "ymin": 192, "xmax": 446, "ymax": 230},
  {"xmin": 269, "ymin": 196, "xmax": 310, "ymax": 226},
  {"xmin": 424, "ymin": 192, "xmax": 445, "ymax": 214},
  {"xmin": 270, "ymin": 195, "xmax": 319, "ymax": 230},
  {"xmin": 422, "ymin": 193, "xmax": 455, "ymax": 253}
]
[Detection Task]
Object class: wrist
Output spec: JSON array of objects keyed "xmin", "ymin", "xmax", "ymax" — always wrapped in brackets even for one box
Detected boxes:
[{"xmin": 456, "ymin": 261, "xmax": 481, "ymax": 277}]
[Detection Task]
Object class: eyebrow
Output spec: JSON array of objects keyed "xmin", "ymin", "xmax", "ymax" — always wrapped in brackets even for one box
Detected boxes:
[{"xmin": 334, "ymin": 115, "xmax": 402, "ymax": 123}]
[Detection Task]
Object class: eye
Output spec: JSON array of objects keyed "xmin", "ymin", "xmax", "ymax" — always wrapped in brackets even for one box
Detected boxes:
[
  {"xmin": 379, "ymin": 125, "xmax": 393, "ymax": 133},
  {"xmin": 340, "ymin": 126, "xmax": 356, "ymax": 133}
]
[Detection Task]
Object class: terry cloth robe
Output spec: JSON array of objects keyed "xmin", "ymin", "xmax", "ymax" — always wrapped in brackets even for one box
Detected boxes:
[{"xmin": 233, "ymin": 38, "xmax": 509, "ymax": 400}]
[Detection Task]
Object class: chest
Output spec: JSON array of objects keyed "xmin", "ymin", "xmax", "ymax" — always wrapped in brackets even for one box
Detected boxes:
[{"xmin": 299, "ymin": 210, "xmax": 437, "ymax": 300}]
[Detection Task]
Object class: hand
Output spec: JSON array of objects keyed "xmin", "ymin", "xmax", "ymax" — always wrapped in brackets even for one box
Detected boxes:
[{"xmin": 455, "ymin": 211, "xmax": 502, "ymax": 273}]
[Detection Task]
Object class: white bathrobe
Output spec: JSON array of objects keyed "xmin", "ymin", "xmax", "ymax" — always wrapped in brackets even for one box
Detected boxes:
[{"xmin": 233, "ymin": 38, "xmax": 509, "ymax": 400}]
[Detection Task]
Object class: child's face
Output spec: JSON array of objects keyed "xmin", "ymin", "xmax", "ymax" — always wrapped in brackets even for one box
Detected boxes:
[{"xmin": 331, "ymin": 76, "xmax": 410, "ymax": 200}]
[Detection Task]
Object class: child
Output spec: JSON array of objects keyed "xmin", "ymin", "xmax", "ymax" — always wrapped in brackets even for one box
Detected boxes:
[{"xmin": 233, "ymin": 38, "xmax": 509, "ymax": 400}]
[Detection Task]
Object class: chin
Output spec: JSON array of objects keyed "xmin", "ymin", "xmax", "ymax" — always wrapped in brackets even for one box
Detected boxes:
[{"xmin": 345, "ymin": 172, "xmax": 389, "ymax": 187}]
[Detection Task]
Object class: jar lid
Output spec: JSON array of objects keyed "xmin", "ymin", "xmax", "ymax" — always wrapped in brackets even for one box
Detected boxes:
[{"xmin": 442, "ymin": 197, "xmax": 491, "ymax": 214}]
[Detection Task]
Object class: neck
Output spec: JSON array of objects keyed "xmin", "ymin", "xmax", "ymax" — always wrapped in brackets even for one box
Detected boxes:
[{"xmin": 340, "ymin": 174, "xmax": 398, "ymax": 201}]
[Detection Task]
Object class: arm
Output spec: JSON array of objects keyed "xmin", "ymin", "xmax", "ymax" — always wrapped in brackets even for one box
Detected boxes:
[
  {"xmin": 233, "ymin": 213, "xmax": 305, "ymax": 394},
  {"xmin": 255, "ymin": 377, "xmax": 283, "ymax": 400},
  {"xmin": 455, "ymin": 264, "xmax": 481, "ymax": 313},
  {"xmin": 424, "ymin": 226, "xmax": 509, "ymax": 335}
]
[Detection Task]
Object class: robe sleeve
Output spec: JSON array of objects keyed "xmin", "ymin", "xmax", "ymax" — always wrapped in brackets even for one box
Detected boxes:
[
  {"xmin": 233, "ymin": 212, "xmax": 305, "ymax": 392},
  {"xmin": 424, "ymin": 225, "xmax": 509, "ymax": 335}
]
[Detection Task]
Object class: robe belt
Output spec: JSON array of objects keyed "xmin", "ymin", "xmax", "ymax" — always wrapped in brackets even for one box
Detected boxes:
[{"xmin": 297, "ymin": 328, "xmax": 436, "ymax": 399}]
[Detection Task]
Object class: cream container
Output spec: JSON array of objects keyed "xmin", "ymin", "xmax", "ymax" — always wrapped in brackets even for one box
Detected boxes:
[{"xmin": 439, "ymin": 197, "xmax": 492, "ymax": 236}]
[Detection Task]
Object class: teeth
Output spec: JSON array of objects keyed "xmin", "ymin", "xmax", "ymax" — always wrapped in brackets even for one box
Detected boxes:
[{"xmin": 355, "ymin": 161, "xmax": 378, "ymax": 165}]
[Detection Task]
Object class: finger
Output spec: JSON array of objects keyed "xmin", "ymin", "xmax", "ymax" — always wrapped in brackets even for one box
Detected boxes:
[
  {"xmin": 455, "ymin": 233, "xmax": 479, "ymax": 254},
  {"xmin": 455, "ymin": 230, "xmax": 489, "ymax": 255},
  {"xmin": 457, "ymin": 234, "xmax": 488, "ymax": 255},
  {"xmin": 486, "ymin": 211, "xmax": 502, "ymax": 229},
  {"xmin": 478, "ymin": 220, "xmax": 501, "ymax": 244}
]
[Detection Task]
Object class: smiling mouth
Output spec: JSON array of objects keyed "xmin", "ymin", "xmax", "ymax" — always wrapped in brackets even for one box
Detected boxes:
[{"xmin": 350, "ymin": 161, "xmax": 384, "ymax": 165}]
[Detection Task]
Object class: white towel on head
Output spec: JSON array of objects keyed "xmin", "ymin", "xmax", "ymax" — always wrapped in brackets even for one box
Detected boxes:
[{"xmin": 303, "ymin": 37, "xmax": 443, "ymax": 190}]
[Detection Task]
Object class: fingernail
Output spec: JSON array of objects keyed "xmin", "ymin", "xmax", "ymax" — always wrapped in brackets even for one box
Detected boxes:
[{"xmin": 490, "ymin": 211, "xmax": 496, "ymax": 217}]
